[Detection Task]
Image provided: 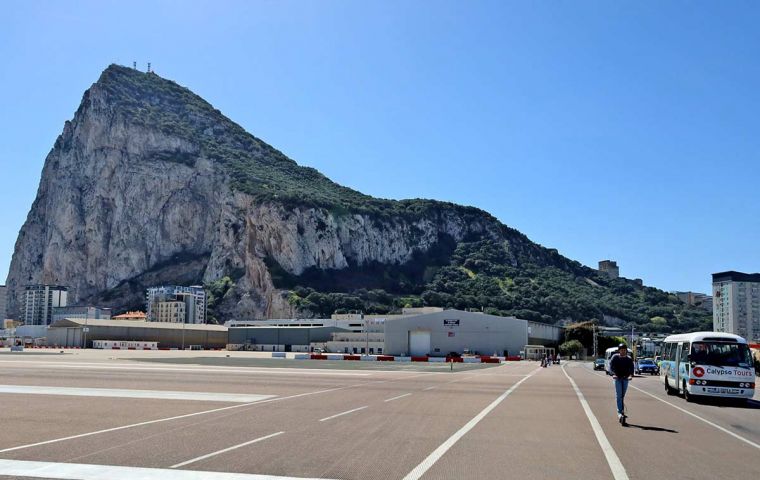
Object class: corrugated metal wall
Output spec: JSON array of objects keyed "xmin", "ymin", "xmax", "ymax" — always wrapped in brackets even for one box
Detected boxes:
[{"xmin": 47, "ymin": 325, "xmax": 227, "ymax": 349}]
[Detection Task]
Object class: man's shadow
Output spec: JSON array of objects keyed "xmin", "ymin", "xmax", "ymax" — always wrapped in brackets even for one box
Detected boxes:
[{"xmin": 624, "ymin": 423, "xmax": 678, "ymax": 433}]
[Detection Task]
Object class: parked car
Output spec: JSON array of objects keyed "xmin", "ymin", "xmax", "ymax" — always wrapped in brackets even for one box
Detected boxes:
[
  {"xmin": 635, "ymin": 357, "xmax": 659, "ymax": 375},
  {"xmin": 593, "ymin": 358, "xmax": 606, "ymax": 371}
]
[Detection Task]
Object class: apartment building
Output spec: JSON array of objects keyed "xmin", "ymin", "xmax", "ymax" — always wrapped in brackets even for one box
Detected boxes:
[
  {"xmin": 713, "ymin": 271, "xmax": 760, "ymax": 341},
  {"xmin": 23, "ymin": 285, "xmax": 68, "ymax": 326}
]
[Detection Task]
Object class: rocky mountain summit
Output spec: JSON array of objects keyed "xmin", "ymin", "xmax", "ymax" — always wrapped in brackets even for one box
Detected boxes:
[{"xmin": 6, "ymin": 65, "xmax": 710, "ymax": 330}]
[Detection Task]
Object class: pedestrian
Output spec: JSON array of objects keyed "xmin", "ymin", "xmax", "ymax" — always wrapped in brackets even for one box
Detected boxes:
[{"xmin": 609, "ymin": 343, "xmax": 634, "ymax": 425}]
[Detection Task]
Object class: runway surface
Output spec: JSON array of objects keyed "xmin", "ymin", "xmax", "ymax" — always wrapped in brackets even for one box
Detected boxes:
[{"xmin": 0, "ymin": 350, "xmax": 757, "ymax": 479}]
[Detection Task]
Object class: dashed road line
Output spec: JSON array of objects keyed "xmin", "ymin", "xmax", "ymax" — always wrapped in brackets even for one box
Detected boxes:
[
  {"xmin": 562, "ymin": 366, "xmax": 629, "ymax": 480},
  {"xmin": 319, "ymin": 406, "xmax": 368, "ymax": 422},
  {"xmin": 384, "ymin": 393, "xmax": 412, "ymax": 402},
  {"xmin": 170, "ymin": 431, "xmax": 285, "ymax": 468}
]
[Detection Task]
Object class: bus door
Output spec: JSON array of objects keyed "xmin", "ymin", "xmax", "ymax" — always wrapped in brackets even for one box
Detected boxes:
[{"xmin": 673, "ymin": 342, "xmax": 688, "ymax": 388}]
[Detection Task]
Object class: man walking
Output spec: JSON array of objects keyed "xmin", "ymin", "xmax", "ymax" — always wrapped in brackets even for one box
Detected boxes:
[{"xmin": 609, "ymin": 343, "xmax": 634, "ymax": 425}]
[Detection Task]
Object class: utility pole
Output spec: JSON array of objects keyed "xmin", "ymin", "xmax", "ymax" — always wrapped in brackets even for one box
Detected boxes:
[
  {"xmin": 630, "ymin": 325, "xmax": 635, "ymax": 359},
  {"xmin": 592, "ymin": 324, "xmax": 598, "ymax": 358}
]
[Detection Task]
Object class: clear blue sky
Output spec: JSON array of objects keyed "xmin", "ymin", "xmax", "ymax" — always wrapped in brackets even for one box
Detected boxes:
[{"xmin": 2, "ymin": 1, "xmax": 759, "ymax": 293}]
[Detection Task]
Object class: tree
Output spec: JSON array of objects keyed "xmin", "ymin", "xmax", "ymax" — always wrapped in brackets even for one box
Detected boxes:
[{"xmin": 559, "ymin": 339, "xmax": 584, "ymax": 357}]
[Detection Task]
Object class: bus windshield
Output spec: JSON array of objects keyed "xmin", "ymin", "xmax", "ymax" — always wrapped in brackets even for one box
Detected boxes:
[{"xmin": 690, "ymin": 342, "xmax": 753, "ymax": 368}]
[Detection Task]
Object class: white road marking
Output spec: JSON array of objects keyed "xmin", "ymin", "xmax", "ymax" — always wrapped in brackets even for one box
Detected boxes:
[
  {"xmin": 583, "ymin": 366, "xmax": 760, "ymax": 451},
  {"xmin": 384, "ymin": 393, "xmax": 412, "ymax": 402},
  {"xmin": 0, "ymin": 385, "xmax": 275, "ymax": 403},
  {"xmin": 319, "ymin": 406, "xmax": 368, "ymax": 422},
  {"xmin": 402, "ymin": 367, "xmax": 540, "ymax": 480},
  {"xmin": 562, "ymin": 366, "xmax": 629, "ymax": 480},
  {"xmin": 0, "ymin": 361, "xmax": 371, "ymax": 376},
  {"xmin": 0, "ymin": 459, "xmax": 338, "ymax": 480},
  {"xmin": 171, "ymin": 431, "xmax": 285, "ymax": 468},
  {"xmin": 0, "ymin": 386, "xmax": 343, "ymax": 454},
  {"xmin": 423, "ymin": 386, "xmax": 436, "ymax": 391}
]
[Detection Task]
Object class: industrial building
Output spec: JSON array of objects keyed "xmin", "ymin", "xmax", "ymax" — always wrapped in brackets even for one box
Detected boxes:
[
  {"xmin": 385, "ymin": 310, "xmax": 533, "ymax": 357},
  {"xmin": 31, "ymin": 307, "xmax": 562, "ymax": 356},
  {"xmin": 51, "ymin": 306, "xmax": 111, "ymax": 324},
  {"xmin": 226, "ymin": 309, "xmax": 561, "ymax": 356},
  {"xmin": 46, "ymin": 318, "xmax": 227, "ymax": 349},
  {"xmin": 225, "ymin": 308, "xmax": 437, "ymax": 354},
  {"xmin": 227, "ymin": 326, "xmax": 349, "ymax": 352}
]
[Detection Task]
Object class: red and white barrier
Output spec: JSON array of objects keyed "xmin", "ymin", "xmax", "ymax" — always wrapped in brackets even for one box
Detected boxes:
[{"xmin": 282, "ymin": 353, "xmax": 512, "ymax": 363}]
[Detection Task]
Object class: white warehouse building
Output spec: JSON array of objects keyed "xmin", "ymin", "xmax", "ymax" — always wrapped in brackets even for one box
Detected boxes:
[{"xmin": 384, "ymin": 310, "xmax": 546, "ymax": 357}]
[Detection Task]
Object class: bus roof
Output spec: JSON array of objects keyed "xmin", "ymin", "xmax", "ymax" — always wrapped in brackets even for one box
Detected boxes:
[{"xmin": 663, "ymin": 331, "xmax": 748, "ymax": 343}]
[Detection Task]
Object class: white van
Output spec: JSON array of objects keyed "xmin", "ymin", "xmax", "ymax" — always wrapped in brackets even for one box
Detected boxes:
[{"xmin": 604, "ymin": 346, "xmax": 619, "ymax": 375}]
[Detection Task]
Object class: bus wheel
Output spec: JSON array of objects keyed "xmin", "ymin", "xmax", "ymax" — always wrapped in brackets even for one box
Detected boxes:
[
  {"xmin": 665, "ymin": 378, "xmax": 676, "ymax": 395},
  {"xmin": 683, "ymin": 381, "xmax": 694, "ymax": 402}
]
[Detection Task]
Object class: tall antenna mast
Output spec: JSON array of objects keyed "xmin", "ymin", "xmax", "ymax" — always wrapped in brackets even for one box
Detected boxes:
[
  {"xmin": 133, "ymin": 61, "xmax": 137, "ymax": 70},
  {"xmin": 147, "ymin": 62, "xmax": 151, "ymax": 73}
]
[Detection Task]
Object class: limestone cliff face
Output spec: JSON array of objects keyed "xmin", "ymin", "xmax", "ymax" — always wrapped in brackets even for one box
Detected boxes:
[{"xmin": 5, "ymin": 65, "xmax": 541, "ymax": 319}]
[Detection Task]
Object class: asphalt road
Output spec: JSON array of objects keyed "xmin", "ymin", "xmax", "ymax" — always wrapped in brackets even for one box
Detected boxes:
[{"xmin": 0, "ymin": 351, "xmax": 758, "ymax": 479}]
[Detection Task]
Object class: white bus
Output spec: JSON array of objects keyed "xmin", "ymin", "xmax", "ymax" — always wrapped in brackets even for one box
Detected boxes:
[{"xmin": 661, "ymin": 332, "xmax": 755, "ymax": 403}]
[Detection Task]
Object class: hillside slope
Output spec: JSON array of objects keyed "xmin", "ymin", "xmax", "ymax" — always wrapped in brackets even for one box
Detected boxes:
[{"xmin": 6, "ymin": 65, "xmax": 710, "ymax": 332}]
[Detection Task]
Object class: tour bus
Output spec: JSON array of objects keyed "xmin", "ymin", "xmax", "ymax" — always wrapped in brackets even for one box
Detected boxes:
[
  {"xmin": 604, "ymin": 346, "xmax": 619, "ymax": 375},
  {"xmin": 661, "ymin": 332, "xmax": 755, "ymax": 402}
]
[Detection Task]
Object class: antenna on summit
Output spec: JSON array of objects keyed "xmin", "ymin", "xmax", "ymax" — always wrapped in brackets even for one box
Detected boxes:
[
  {"xmin": 147, "ymin": 62, "xmax": 151, "ymax": 73},
  {"xmin": 133, "ymin": 61, "xmax": 137, "ymax": 70}
]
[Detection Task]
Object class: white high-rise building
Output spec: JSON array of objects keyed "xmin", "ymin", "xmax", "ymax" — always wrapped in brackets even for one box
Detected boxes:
[
  {"xmin": 712, "ymin": 271, "xmax": 760, "ymax": 341},
  {"xmin": 23, "ymin": 285, "xmax": 68, "ymax": 326}
]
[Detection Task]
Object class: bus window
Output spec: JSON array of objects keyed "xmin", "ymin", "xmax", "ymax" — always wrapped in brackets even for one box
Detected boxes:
[{"xmin": 691, "ymin": 342, "xmax": 753, "ymax": 368}]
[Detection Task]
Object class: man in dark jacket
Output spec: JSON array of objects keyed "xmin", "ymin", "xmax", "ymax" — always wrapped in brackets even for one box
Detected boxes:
[{"xmin": 609, "ymin": 343, "xmax": 634, "ymax": 424}]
